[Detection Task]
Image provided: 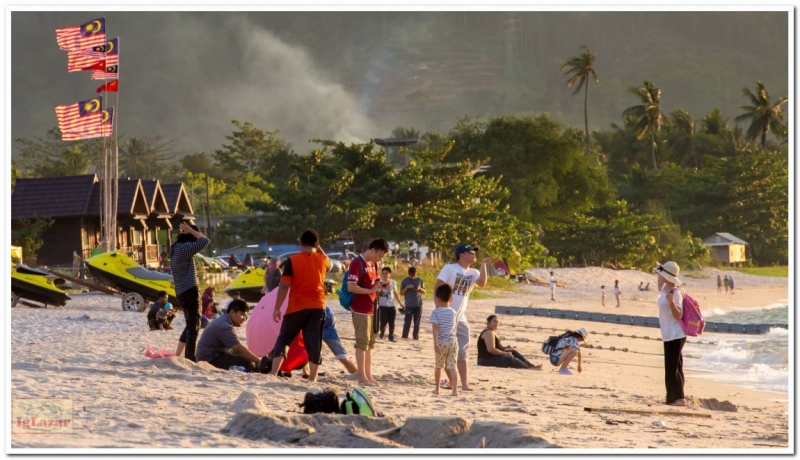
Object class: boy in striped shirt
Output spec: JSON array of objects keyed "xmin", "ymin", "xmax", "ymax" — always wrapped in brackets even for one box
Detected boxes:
[{"xmin": 430, "ymin": 284, "xmax": 458, "ymax": 396}]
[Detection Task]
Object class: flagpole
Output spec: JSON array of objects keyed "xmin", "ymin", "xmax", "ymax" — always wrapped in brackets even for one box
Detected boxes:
[{"xmin": 112, "ymin": 36, "xmax": 120, "ymax": 252}]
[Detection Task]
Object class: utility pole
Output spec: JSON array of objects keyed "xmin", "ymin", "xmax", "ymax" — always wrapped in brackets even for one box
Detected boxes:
[{"xmin": 204, "ymin": 174, "xmax": 212, "ymax": 248}]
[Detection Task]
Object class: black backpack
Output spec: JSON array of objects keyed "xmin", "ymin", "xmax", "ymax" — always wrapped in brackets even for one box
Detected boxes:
[
  {"xmin": 298, "ymin": 390, "xmax": 341, "ymax": 414},
  {"xmin": 541, "ymin": 332, "xmax": 570, "ymax": 355}
]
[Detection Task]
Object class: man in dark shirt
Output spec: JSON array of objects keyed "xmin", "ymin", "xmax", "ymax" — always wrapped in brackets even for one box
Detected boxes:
[
  {"xmin": 400, "ymin": 266, "xmax": 426, "ymax": 340},
  {"xmin": 196, "ymin": 299, "xmax": 260, "ymax": 371},
  {"xmin": 262, "ymin": 257, "xmax": 282, "ymax": 294},
  {"xmin": 169, "ymin": 222, "xmax": 210, "ymax": 362},
  {"xmin": 147, "ymin": 290, "xmax": 173, "ymax": 331}
]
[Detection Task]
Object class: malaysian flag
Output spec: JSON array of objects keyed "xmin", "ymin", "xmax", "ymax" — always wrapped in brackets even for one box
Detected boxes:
[
  {"xmin": 67, "ymin": 38, "xmax": 118, "ymax": 72},
  {"xmin": 62, "ymin": 107, "xmax": 114, "ymax": 141},
  {"xmin": 92, "ymin": 64, "xmax": 118, "ymax": 80},
  {"xmin": 55, "ymin": 18, "xmax": 106, "ymax": 51},
  {"xmin": 55, "ymin": 96, "xmax": 104, "ymax": 133}
]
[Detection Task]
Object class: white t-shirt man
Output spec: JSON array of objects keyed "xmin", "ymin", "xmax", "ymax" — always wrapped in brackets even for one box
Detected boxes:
[
  {"xmin": 549, "ymin": 275, "xmax": 556, "ymax": 290},
  {"xmin": 436, "ymin": 263, "xmax": 481, "ymax": 324}
]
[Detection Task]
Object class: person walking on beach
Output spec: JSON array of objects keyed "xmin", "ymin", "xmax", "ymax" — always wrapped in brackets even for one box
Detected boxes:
[
  {"xmin": 600, "ymin": 285, "xmax": 606, "ymax": 307},
  {"xmin": 717, "ymin": 275, "xmax": 722, "ymax": 293},
  {"xmin": 549, "ymin": 271, "xmax": 557, "ymax": 301},
  {"xmin": 269, "ymin": 229, "xmax": 332, "ymax": 383},
  {"xmin": 655, "ymin": 261, "xmax": 687, "ymax": 407},
  {"xmin": 430, "ymin": 283, "xmax": 459, "ymax": 396},
  {"xmin": 723, "ymin": 275, "xmax": 730, "ymax": 293},
  {"xmin": 435, "ymin": 243, "xmax": 495, "ymax": 392},
  {"xmin": 347, "ymin": 239, "xmax": 390, "ymax": 386},
  {"xmin": 169, "ymin": 222, "xmax": 210, "ymax": 362},
  {"xmin": 729, "ymin": 276, "xmax": 735, "ymax": 294},
  {"xmin": 401, "ymin": 266, "xmax": 425, "ymax": 340},
  {"xmin": 613, "ymin": 280, "xmax": 622, "ymax": 308},
  {"xmin": 377, "ymin": 267, "xmax": 404, "ymax": 342}
]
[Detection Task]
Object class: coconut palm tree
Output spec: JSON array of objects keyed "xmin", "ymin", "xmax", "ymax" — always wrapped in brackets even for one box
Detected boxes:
[
  {"xmin": 700, "ymin": 108, "xmax": 729, "ymax": 136},
  {"xmin": 735, "ymin": 81, "xmax": 788, "ymax": 149},
  {"xmin": 622, "ymin": 81, "xmax": 664, "ymax": 170},
  {"xmin": 667, "ymin": 108, "xmax": 702, "ymax": 168},
  {"xmin": 561, "ymin": 46, "xmax": 599, "ymax": 156}
]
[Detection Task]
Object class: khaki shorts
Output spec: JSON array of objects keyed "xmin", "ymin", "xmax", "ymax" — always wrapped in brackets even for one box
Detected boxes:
[
  {"xmin": 435, "ymin": 337, "xmax": 458, "ymax": 369},
  {"xmin": 352, "ymin": 312, "xmax": 377, "ymax": 350}
]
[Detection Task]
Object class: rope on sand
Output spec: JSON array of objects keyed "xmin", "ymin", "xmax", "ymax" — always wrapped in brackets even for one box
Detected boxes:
[{"xmin": 495, "ymin": 305, "xmax": 787, "ymax": 335}]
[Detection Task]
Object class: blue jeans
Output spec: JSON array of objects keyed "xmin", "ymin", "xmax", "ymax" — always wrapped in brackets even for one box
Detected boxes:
[{"xmin": 323, "ymin": 336, "xmax": 348, "ymax": 359}]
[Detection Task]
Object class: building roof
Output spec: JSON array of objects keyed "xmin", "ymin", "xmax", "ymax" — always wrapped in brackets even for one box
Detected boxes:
[
  {"xmin": 161, "ymin": 183, "xmax": 195, "ymax": 215},
  {"xmin": 11, "ymin": 174, "xmax": 98, "ymax": 219},
  {"xmin": 703, "ymin": 232, "xmax": 749, "ymax": 246},
  {"xmin": 87, "ymin": 178, "xmax": 149, "ymax": 216},
  {"xmin": 140, "ymin": 179, "xmax": 170, "ymax": 213}
]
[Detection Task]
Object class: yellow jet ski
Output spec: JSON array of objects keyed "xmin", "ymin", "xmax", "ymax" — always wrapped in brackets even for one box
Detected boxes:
[
  {"xmin": 85, "ymin": 251, "xmax": 176, "ymax": 312},
  {"xmin": 11, "ymin": 262, "xmax": 71, "ymax": 308}
]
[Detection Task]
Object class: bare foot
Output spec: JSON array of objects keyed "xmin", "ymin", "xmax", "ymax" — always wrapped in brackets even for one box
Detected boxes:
[
  {"xmin": 433, "ymin": 389, "xmax": 440, "ymax": 396},
  {"xmin": 461, "ymin": 386, "xmax": 475, "ymax": 391},
  {"xmin": 367, "ymin": 379, "xmax": 381, "ymax": 387},
  {"xmin": 450, "ymin": 391, "xmax": 459, "ymax": 397},
  {"xmin": 531, "ymin": 364, "xmax": 543, "ymax": 370},
  {"xmin": 357, "ymin": 379, "xmax": 372, "ymax": 386},
  {"xmin": 667, "ymin": 399, "xmax": 687, "ymax": 407}
]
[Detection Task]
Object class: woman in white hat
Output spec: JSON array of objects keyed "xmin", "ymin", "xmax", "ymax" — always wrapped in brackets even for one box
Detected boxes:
[
  {"xmin": 655, "ymin": 261, "xmax": 687, "ymax": 406},
  {"xmin": 549, "ymin": 327, "xmax": 587, "ymax": 375}
]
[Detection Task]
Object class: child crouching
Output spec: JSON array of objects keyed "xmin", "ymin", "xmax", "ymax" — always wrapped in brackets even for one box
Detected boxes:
[{"xmin": 430, "ymin": 283, "xmax": 458, "ymax": 396}]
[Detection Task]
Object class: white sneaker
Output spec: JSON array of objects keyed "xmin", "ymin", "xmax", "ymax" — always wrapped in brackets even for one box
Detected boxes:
[{"xmin": 559, "ymin": 368, "xmax": 573, "ymax": 375}]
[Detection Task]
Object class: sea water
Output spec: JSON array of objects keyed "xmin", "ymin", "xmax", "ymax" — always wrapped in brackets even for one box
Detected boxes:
[{"xmin": 683, "ymin": 304, "xmax": 789, "ymax": 393}]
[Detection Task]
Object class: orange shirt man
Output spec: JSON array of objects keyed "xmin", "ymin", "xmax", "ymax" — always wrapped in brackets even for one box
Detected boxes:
[{"xmin": 269, "ymin": 229, "xmax": 332, "ymax": 382}]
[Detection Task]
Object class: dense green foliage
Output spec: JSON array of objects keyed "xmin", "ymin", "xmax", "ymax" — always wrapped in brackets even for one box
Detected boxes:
[{"xmin": 12, "ymin": 59, "xmax": 788, "ymax": 268}]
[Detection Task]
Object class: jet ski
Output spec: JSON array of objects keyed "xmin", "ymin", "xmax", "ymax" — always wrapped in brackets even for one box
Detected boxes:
[
  {"xmin": 224, "ymin": 266, "xmax": 337, "ymax": 303},
  {"xmin": 224, "ymin": 267, "xmax": 265, "ymax": 303},
  {"xmin": 85, "ymin": 251, "xmax": 177, "ymax": 311},
  {"xmin": 11, "ymin": 262, "xmax": 71, "ymax": 307}
]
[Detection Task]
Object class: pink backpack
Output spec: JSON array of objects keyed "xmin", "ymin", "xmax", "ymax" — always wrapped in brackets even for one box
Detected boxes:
[{"xmin": 678, "ymin": 289, "xmax": 705, "ymax": 336}]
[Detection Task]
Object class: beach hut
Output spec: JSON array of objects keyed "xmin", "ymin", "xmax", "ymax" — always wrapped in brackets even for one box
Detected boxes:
[{"xmin": 702, "ymin": 232, "xmax": 749, "ymax": 266}]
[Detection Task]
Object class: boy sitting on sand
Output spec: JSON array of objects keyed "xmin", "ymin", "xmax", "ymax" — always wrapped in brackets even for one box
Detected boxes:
[
  {"xmin": 430, "ymin": 284, "xmax": 458, "ymax": 396},
  {"xmin": 155, "ymin": 303, "xmax": 175, "ymax": 330}
]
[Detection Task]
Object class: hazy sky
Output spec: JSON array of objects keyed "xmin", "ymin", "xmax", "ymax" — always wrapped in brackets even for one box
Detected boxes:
[{"xmin": 11, "ymin": 11, "xmax": 789, "ymax": 156}]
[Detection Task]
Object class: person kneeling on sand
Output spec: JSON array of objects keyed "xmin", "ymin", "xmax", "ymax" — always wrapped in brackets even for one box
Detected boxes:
[
  {"xmin": 147, "ymin": 291, "xmax": 174, "ymax": 331},
  {"xmin": 195, "ymin": 299, "xmax": 261, "ymax": 372},
  {"xmin": 430, "ymin": 284, "xmax": 459, "ymax": 396},
  {"xmin": 477, "ymin": 315, "xmax": 542, "ymax": 369},
  {"xmin": 322, "ymin": 306, "xmax": 358, "ymax": 374},
  {"xmin": 155, "ymin": 303, "xmax": 176, "ymax": 330},
  {"xmin": 549, "ymin": 328, "xmax": 587, "ymax": 375}
]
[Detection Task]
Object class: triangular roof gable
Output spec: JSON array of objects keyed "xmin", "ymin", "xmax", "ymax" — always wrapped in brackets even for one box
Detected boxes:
[
  {"xmin": 87, "ymin": 178, "xmax": 150, "ymax": 216},
  {"xmin": 161, "ymin": 183, "xmax": 194, "ymax": 215},
  {"xmin": 140, "ymin": 179, "xmax": 170, "ymax": 213}
]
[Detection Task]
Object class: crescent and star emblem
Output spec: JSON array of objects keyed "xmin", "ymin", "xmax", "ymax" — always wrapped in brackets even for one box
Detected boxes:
[
  {"xmin": 102, "ymin": 110, "xmax": 110, "ymax": 123},
  {"xmin": 83, "ymin": 99, "xmax": 100, "ymax": 112},
  {"xmin": 106, "ymin": 40, "xmax": 114, "ymax": 53},
  {"xmin": 88, "ymin": 20, "xmax": 102, "ymax": 34}
]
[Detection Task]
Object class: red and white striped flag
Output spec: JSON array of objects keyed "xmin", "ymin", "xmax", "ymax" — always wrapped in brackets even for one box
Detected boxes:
[
  {"xmin": 62, "ymin": 107, "xmax": 114, "ymax": 141},
  {"xmin": 92, "ymin": 64, "xmax": 118, "ymax": 80},
  {"xmin": 55, "ymin": 18, "xmax": 106, "ymax": 51},
  {"xmin": 67, "ymin": 38, "xmax": 119, "ymax": 72},
  {"xmin": 55, "ymin": 96, "xmax": 104, "ymax": 133}
]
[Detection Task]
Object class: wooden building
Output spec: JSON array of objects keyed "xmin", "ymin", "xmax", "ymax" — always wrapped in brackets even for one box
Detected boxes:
[
  {"xmin": 11, "ymin": 175, "xmax": 196, "ymax": 268},
  {"xmin": 703, "ymin": 232, "xmax": 749, "ymax": 266}
]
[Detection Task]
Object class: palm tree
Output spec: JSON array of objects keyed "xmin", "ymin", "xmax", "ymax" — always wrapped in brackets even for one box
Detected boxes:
[
  {"xmin": 622, "ymin": 81, "xmax": 664, "ymax": 170},
  {"xmin": 561, "ymin": 46, "xmax": 599, "ymax": 156},
  {"xmin": 735, "ymin": 81, "xmax": 788, "ymax": 149},
  {"xmin": 667, "ymin": 108, "xmax": 702, "ymax": 168},
  {"xmin": 700, "ymin": 108, "xmax": 729, "ymax": 136}
]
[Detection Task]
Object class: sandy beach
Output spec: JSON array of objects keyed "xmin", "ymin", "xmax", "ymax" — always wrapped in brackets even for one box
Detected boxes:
[{"xmin": 10, "ymin": 267, "xmax": 790, "ymax": 450}]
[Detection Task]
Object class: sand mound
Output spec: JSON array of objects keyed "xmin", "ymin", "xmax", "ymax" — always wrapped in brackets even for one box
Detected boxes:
[
  {"xmin": 690, "ymin": 397, "xmax": 739, "ymax": 412},
  {"xmin": 229, "ymin": 391, "xmax": 269, "ymax": 414},
  {"xmin": 129, "ymin": 356, "xmax": 217, "ymax": 373},
  {"xmin": 223, "ymin": 410, "xmax": 554, "ymax": 448}
]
